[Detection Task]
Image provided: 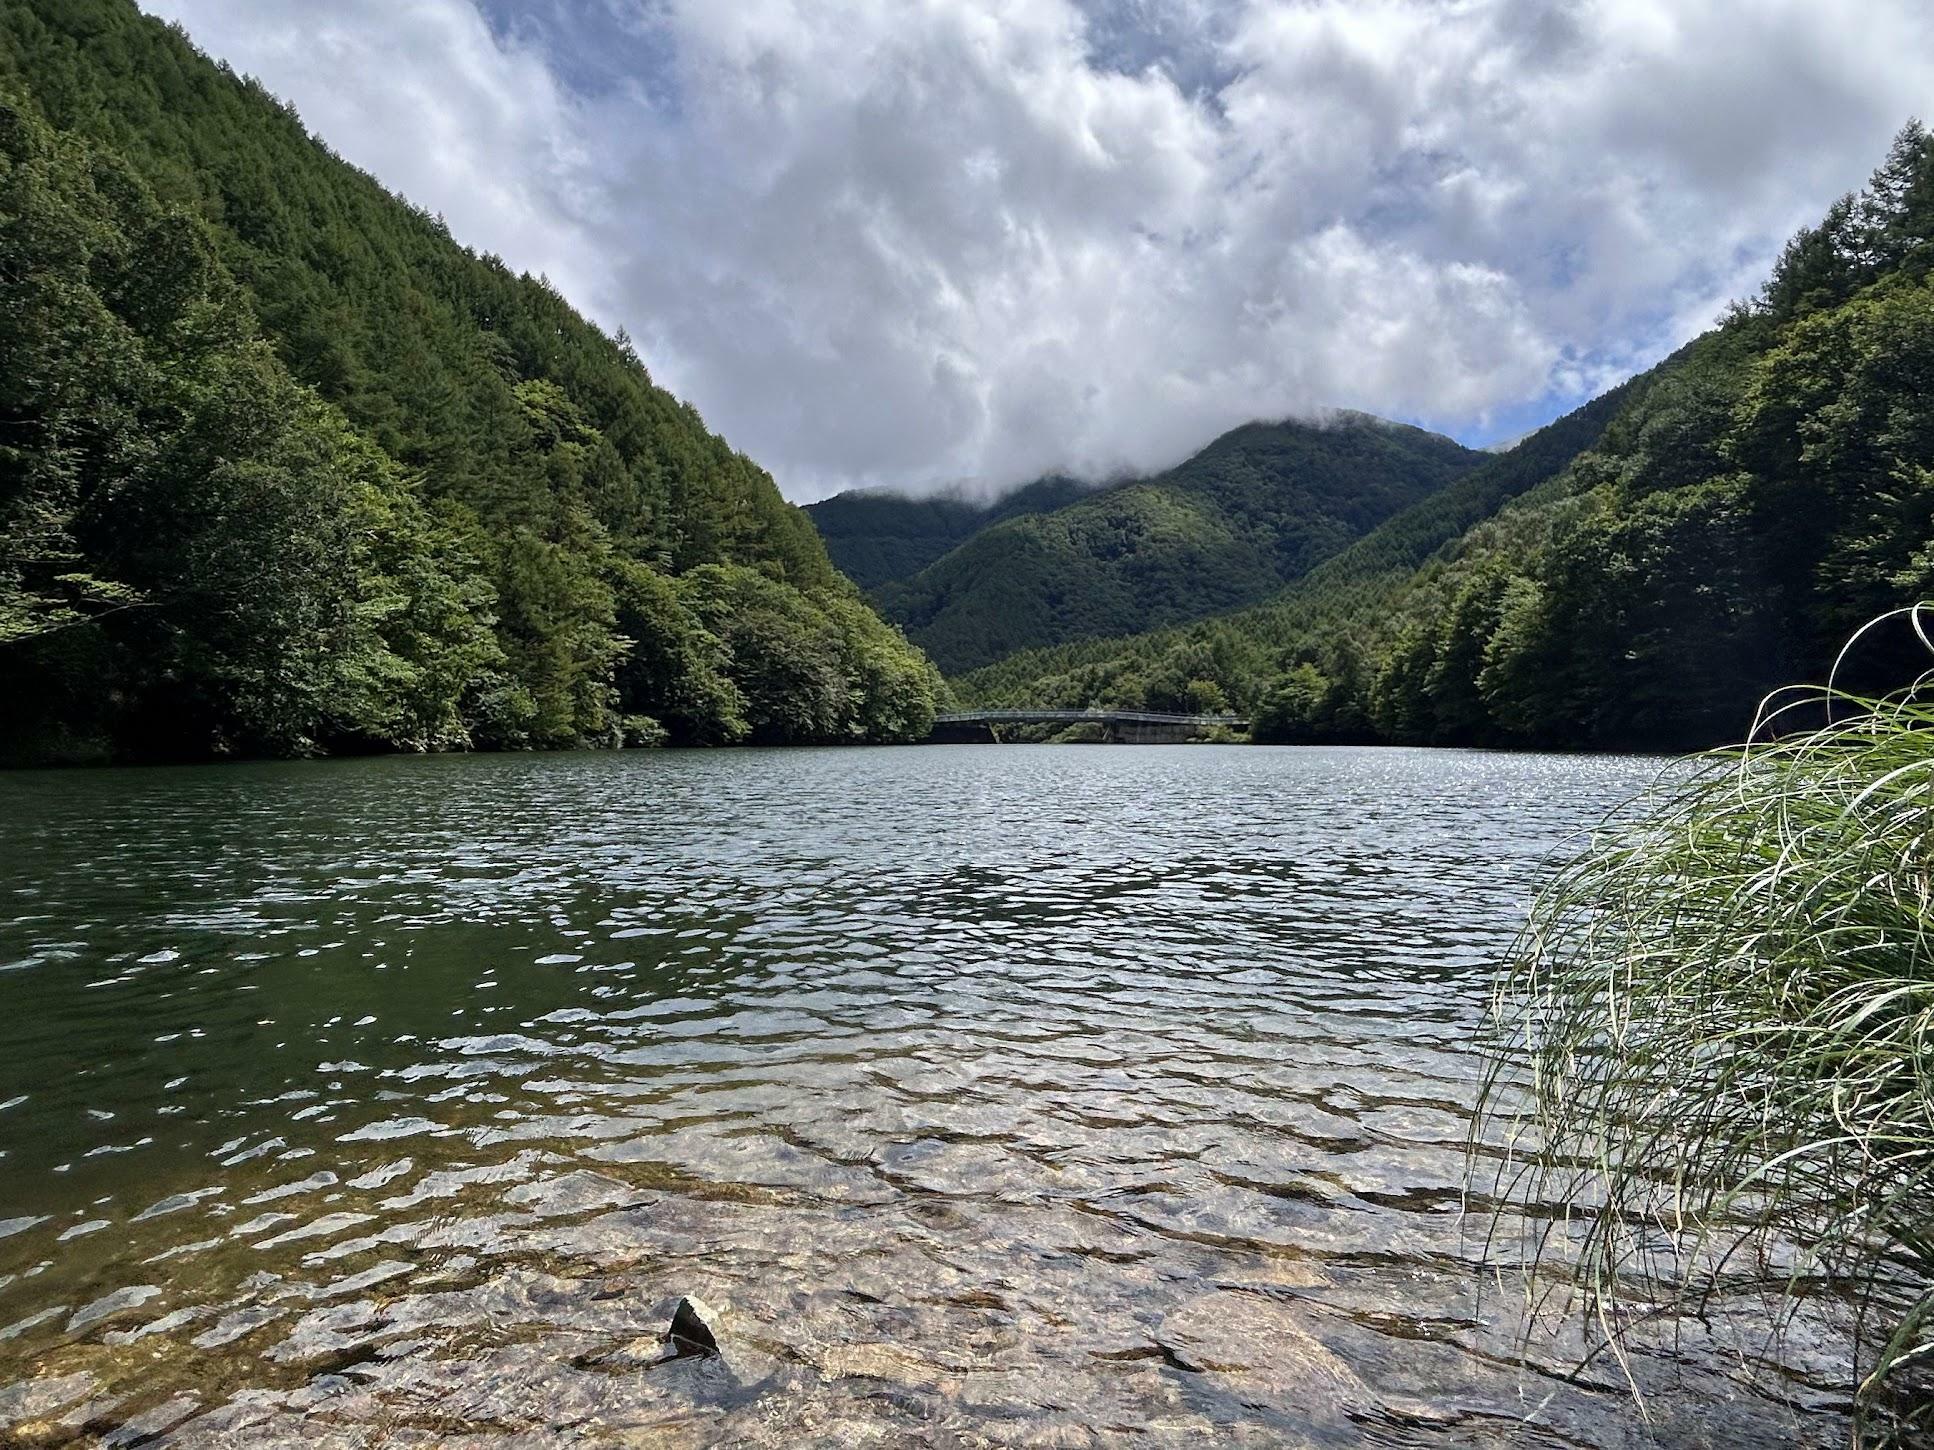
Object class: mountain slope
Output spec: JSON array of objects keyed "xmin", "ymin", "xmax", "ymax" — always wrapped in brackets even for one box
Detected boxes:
[
  {"xmin": 0, "ymin": 0, "xmax": 939, "ymax": 761},
  {"xmin": 875, "ymin": 415, "xmax": 1483, "ymax": 674},
  {"xmin": 955, "ymin": 381, "xmax": 1642, "ymax": 711},
  {"xmin": 960, "ymin": 122, "xmax": 1934, "ymax": 752},
  {"xmin": 805, "ymin": 475, "xmax": 1096, "ymax": 591}
]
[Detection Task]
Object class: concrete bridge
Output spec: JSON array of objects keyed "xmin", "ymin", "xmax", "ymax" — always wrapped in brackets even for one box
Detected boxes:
[{"xmin": 926, "ymin": 708, "xmax": 1249, "ymax": 744}]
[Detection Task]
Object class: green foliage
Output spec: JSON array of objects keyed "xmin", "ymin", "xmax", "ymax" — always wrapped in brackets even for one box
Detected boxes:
[
  {"xmin": 1251, "ymin": 663, "xmax": 1346, "ymax": 744},
  {"xmin": 957, "ymin": 375, "xmax": 1640, "ymax": 713},
  {"xmin": 0, "ymin": 0, "xmax": 934, "ymax": 761},
  {"xmin": 869, "ymin": 416, "xmax": 1482, "ymax": 674},
  {"xmin": 1479, "ymin": 616, "xmax": 1934, "ymax": 1437},
  {"xmin": 804, "ymin": 474, "xmax": 1095, "ymax": 592},
  {"xmin": 966, "ymin": 122, "xmax": 1934, "ymax": 755},
  {"xmin": 0, "ymin": 93, "xmax": 502, "ymax": 757},
  {"xmin": 609, "ymin": 559, "xmax": 745, "ymax": 745},
  {"xmin": 675, "ymin": 565, "xmax": 943, "ymax": 744}
]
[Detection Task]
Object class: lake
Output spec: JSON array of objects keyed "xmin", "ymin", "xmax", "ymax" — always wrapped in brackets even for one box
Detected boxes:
[{"xmin": 0, "ymin": 745, "xmax": 1852, "ymax": 1445}]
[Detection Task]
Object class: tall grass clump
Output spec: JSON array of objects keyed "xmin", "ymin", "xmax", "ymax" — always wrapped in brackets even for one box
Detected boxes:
[{"xmin": 1481, "ymin": 609, "xmax": 1934, "ymax": 1441}]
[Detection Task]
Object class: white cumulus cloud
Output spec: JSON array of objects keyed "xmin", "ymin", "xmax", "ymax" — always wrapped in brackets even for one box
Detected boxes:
[{"xmin": 141, "ymin": 0, "xmax": 1934, "ymax": 498}]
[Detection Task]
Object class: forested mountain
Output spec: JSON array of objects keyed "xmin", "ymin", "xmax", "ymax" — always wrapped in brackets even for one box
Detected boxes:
[
  {"xmin": 0, "ymin": 0, "xmax": 940, "ymax": 763},
  {"xmin": 805, "ymin": 475, "xmax": 1097, "ymax": 592},
  {"xmin": 961, "ymin": 123, "xmax": 1934, "ymax": 752},
  {"xmin": 867, "ymin": 416, "xmax": 1483, "ymax": 675}
]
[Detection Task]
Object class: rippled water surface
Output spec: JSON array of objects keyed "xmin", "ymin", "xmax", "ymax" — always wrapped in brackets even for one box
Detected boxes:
[{"xmin": 0, "ymin": 746, "xmax": 1854, "ymax": 1445}]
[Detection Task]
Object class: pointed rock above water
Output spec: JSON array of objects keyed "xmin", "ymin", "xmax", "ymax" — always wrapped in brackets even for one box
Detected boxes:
[{"xmin": 668, "ymin": 1295, "xmax": 721, "ymax": 1354}]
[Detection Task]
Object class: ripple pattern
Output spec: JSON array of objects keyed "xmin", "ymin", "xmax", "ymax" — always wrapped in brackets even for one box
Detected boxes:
[{"xmin": 0, "ymin": 745, "xmax": 1851, "ymax": 1445}]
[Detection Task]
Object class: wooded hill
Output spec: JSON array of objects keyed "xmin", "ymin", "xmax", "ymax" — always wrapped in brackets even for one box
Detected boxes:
[
  {"xmin": 0, "ymin": 0, "xmax": 940, "ymax": 763},
  {"xmin": 960, "ymin": 123, "xmax": 1934, "ymax": 752},
  {"xmin": 805, "ymin": 475, "xmax": 1099, "ymax": 593},
  {"xmin": 822, "ymin": 415, "xmax": 1484, "ymax": 676}
]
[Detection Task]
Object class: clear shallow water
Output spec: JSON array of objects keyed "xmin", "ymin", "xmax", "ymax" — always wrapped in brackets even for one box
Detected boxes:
[{"xmin": 0, "ymin": 745, "xmax": 1852, "ymax": 1446}]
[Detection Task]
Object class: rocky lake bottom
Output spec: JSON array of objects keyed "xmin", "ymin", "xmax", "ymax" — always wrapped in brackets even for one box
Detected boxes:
[{"xmin": 0, "ymin": 746, "xmax": 1860, "ymax": 1445}]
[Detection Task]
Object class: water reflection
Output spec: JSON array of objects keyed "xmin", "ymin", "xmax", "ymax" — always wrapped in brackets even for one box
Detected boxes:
[{"xmin": 0, "ymin": 746, "xmax": 1849, "ymax": 1444}]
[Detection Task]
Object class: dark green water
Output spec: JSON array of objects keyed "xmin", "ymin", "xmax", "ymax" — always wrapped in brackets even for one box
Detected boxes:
[{"xmin": 0, "ymin": 746, "xmax": 1851, "ymax": 1445}]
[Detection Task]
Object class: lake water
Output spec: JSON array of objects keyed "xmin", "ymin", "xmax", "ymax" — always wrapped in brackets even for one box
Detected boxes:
[{"xmin": 0, "ymin": 746, "xmax": 1854, "ymax": 1446}]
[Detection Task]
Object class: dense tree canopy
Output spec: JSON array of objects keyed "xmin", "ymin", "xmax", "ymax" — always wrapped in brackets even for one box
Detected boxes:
[
  {"xmin": 10, "ymin": 0, "xmax": 1924, "ymax": 761},
  {"xmin": 0, "ymin": 0, "xmax": 939, "ymax": 762},
  {"xmin": 804, "ymin": 475, "xmax": 1097, "ymax": 592},
  {"xmin": 851, "ymin": 416, "xmax": 1482, "ymax": 674},
  {"xmin": 962, "ymin": 123, "xmax": 1934, "ymax": 754}
]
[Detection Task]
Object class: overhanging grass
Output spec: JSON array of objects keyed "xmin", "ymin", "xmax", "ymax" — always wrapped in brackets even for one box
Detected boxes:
[{"xmin": 1479, "ymin": 609, "xmax": 1934, "ymax": 1441}]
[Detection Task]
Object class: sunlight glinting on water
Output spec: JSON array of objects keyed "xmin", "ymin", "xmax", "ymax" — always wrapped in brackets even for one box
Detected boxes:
[{"xmin": 0, "ymin": 746, "xmax": 1850, "ymax": 1445}]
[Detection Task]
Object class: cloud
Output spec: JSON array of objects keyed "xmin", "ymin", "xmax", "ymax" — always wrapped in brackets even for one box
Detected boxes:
[
  {"xmin": 142, "ymin": 0, "xmax": 1934, "ymax": 499},
  {"xmin": 139, "ymin": 0, "xmax": 610, "ymax": 310}
]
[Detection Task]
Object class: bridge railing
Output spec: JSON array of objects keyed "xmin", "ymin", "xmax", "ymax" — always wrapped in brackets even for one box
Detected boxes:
[{"xmin": 932, "ymin": 709, "xmax": 1249, "ymax": 727}]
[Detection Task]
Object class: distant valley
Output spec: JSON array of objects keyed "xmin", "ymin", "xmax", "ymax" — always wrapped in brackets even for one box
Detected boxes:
[
  {"xmin": 809, "ymin": 415, "xmax": 1482, "ymax": 675},
  {"xmin": 798, "ymin": 123, "xmax": 1934, "ymax": 757}
]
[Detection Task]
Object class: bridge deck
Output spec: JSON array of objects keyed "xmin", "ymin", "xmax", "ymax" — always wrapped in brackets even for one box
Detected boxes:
[{"xmin": 933, "ymin": 709, "xmax": 1248, "ymax": 727}]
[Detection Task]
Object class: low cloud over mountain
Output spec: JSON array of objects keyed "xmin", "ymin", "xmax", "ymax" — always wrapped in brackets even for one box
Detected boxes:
[{"xmin": 144, "ymin": 0, "xmax": 1934, "ymax": 498}]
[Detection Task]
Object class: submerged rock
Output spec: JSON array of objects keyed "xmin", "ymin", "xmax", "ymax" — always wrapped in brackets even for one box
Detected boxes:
[
  {"xmin": 817, "ymin": 1341, "xmax": 941, "ymax": 1387},
  {"xmin": 1156, "ymin": 1290, "xmax": 1366, "ymax": 1417},
  {"xmin": 0, "ymin": 1371, "xmax": 99, "ymax": 1430},
  {"xmin": 668, "ymin": 1294, "xmax": 721, "ymax": 1354}
]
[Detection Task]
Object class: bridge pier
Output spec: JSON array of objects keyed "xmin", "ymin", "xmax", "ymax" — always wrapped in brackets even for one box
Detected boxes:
[{"xmin": 925, "ymin": 720, "xmax": 1000, "ymax": 745}]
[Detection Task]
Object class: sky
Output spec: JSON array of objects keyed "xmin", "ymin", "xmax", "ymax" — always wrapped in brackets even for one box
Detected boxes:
[{"xmin": 140, "ymin": 0, "xmax": 1934, "ymax": 502}]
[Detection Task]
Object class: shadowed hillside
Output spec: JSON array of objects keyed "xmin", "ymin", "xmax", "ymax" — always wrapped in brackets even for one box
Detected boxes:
[
  {"xmin": 865, "ymin": 414, "xmax": 1483, "ymax": 675},
  {"xmin": 805, "ymin": 475, "xmax": 1097, "ymax": 592},
  {"xmin": 0, "ymin": 0, "xmax": 940, "ymax": 761}
]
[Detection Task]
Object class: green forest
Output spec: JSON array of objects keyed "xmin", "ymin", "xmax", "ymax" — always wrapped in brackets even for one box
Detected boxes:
[
  {"xmin": 6, "ymin": 0, "xmax": 1931, "ymax": 763},
  {"xmin": 0, "ymin": 0, "xmax": 940, "ymax": 764},
  {"xmin": 960, "ymin": 122, "xmax": 1934, "ymax": 752},
  {"xmin": 841, "ymin": 416, "xmax": 1483, "ymax": 676},
  {"xmin": 805, "ymin": 475, "xmax": 1097, "ymax": 592}
]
